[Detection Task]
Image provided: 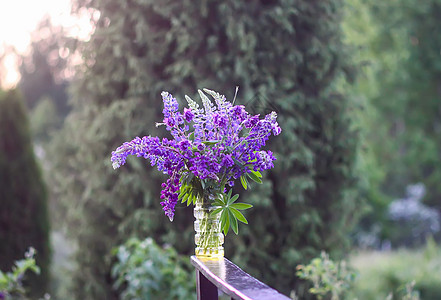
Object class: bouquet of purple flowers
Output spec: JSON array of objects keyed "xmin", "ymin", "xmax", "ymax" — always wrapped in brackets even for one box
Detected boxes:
[{"xmin": 111, "ymin": 88, "xmax": 281, "ymax": 235}]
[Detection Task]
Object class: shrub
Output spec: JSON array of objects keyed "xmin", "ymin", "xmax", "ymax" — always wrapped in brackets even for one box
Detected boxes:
[
  {"xmin": 0, "ymin": 248, "xmax": 41, "ymax": 300},
  {"xmin": 295, "ymin": 251, "xmax": 356, "ymax": 300},
  {"xmin": 0, "ymin": 90, "xmax": 51, "ymax": 298},
  {"xmin": 112, "ymin": 237, "xmax": 195, "ymax": 299}
]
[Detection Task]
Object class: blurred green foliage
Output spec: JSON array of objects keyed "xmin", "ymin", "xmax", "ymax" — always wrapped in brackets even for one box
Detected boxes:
[
  {"xmin": 0, "ymin": 248, "xmax": 41, "ymax": 300},
  {"xmin": 295, "ymin": 251, "xmax": 422, "ymax": 300},
  {"xmin": 296, "ymin": 251, "xmax": 356, "ymax": 300},
  {"xmin": 30, "ymin": 97, "xmax": 60, "ymax": 143},
  {"xmin": 48, "ymin": 0, "xmax": 361, "ymax": 298},
  {"xmin": 112, "ymin": 237, "xmax": 195, "ymax": 299},
  {"xmin": 0, "ymin": 90, "xmax": 51, "ymax": 298},
  {"xmin": 342, "ymin": 0, "xmax": 441, "ymax": 243},
  {"xmin": 350, "ymin": 238, "xmax": 441, "ymax": 300}
]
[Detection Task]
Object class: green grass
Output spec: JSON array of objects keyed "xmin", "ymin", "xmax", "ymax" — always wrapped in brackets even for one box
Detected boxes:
[{"xmin": 349, "ymin": 239, "xmax": 441, "ymax": 300}]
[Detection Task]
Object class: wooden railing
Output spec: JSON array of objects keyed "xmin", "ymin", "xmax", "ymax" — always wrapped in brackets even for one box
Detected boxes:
[{"xmin": 191, "ymin": 256, "xmax": 291, "ymax": 300}]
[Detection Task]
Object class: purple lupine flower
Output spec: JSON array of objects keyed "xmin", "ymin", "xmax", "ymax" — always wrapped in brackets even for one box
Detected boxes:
[
  {"xmin": 184, "ymin": 108, "xmax": 194, "ymax": 122},
  {"xmin": 161, "ymin": 91, "xmax": 179, "ymax": 118},
  {"xmin": 231, "ymin": 105, "xmax": 246, "ymax": 122},
  {"xmin": 179, "ymin": 140, "xmax": 191, "ymax": 152},
  {"xmin": 197, "ymin": 144, "xmax": 205, "ymax": 152},
  {"xmin": 164, "ymin": 117, "xmax": 176, "ymax": 127},
  {"xmin": 221, "ymin": 154, "xmax": 234, "ymax": 168},
  {"xmin": 272, "ymin": 122, "xmax": 282, "ymax": 135},
  {"xmin": 160, "ymin": 174, "xmax": 181, "ymax": 221}
]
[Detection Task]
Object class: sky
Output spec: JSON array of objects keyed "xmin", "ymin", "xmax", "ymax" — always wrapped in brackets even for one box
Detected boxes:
[{"xmin": 0, "ymin": 0, "xmax": 92, "ymax": 87}]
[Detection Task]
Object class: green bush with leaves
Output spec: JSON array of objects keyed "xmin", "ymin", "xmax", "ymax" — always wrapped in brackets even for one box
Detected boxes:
[
  {"xmin": 296, "ymin": 251, "xmax": 356, "ymax": 300},
  {"xmin": 0, "ymin": 90, "xmax": 51, "ymax": 298},
  {"xmin": 296, "ymin": 251, "xmax": 421, "ymax": 300},
  {"xmin": 0, "ymin": 248, "xmax": 41, "ymax": 300},
  {"xmin": 112, "ymin": 238, "xmax": 195, "ymax": 300}
]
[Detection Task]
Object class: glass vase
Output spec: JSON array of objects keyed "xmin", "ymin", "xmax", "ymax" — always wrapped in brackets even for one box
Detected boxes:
[{"xmin": 194, "ymin": 193, "xmax": 224, "ymax": 259}]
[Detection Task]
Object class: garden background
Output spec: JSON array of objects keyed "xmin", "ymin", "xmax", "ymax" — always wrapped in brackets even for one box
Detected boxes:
[{"xmin": 1, "ymin": 0, "xmax": 441, "ymax": 299}]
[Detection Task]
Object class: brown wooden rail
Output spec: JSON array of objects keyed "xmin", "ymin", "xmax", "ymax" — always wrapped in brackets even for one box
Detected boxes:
[{"xmin": 191, "ymin": 256, "xmax": 291, "ymax": 300}]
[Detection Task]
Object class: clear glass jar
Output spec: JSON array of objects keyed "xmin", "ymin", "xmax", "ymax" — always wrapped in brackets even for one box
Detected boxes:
[{"xmin": 194, "ymin": 193, "xmax": 224, "ymax": 258}]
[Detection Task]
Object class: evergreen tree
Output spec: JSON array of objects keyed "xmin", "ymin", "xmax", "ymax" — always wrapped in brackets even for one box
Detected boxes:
[
  {"xmin": 49, "ymin": 0, "xmax": 361, "ymax": 297},
  {"xmin": 0, "ymin": 89, "xmax": 51, "ymax": 297}
]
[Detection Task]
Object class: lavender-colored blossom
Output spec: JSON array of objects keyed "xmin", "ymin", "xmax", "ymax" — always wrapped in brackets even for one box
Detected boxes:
[
  {"xmin": 184, "ymin": 108, "xmax": 194, "ymax": 122},
  {"xmin": 161, "ymin": 91, "xmax": 179, "ymax": 118},
  {"xmin": 111, "ymin": 89, "xmax": 281, "ymax": 221},
  {"xmin": 160, "ymin": 175, "xmax": 181, "ymax": 221}
]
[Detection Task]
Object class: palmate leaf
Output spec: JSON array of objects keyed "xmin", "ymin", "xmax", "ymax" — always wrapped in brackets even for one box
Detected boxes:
[{"xmin": 213, "ymin": 189, "xmax": 252, "ymax": 235}]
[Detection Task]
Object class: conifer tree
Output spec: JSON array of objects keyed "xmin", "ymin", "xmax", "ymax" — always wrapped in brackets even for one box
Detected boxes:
[{"xmin": 0, "ymin": 89, "xmax": 51, "ymax": 297}]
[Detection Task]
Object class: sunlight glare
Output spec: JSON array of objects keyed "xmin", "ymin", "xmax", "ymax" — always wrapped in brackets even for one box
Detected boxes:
[{"xmin": 0, "ymin": 0, "xmax": 94, "ymax": 88}]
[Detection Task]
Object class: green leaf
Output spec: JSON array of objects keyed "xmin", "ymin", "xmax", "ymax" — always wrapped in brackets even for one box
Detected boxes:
[
  {"xmin": 220, "ymin": 209, "xmax": 227, "ymax": 225},
  {"xmin": 232, "ymin": 157, "xmax": 244, "ymax": 167},
  {"xmin": 213, "ymin": 199, "xmax": 224, "ymax": 206},
  {"xmin": 202, "ymin": 140, "xmax": 220, "ymax": 146},
  {"xmin": 230, "ymin": 207, "xmax": 248, "ymax": 224},
  {"xmin": 210, "ymin": 208, "xmax": 222, "ymax": 216},
  {"xmin": 178, "ymin": 185, "xmax": 189, "ymax": 199},
  {"xmin": 220, "ymin": 210, "xmax": 229, "ymax": 236},
  {"xmin": 227, "ymin": 194, "xmax": 239, "ymax": 205},
  {"xmin": 240, "ymin": 175, "xmax": 248, "ymax": 190},
  {"xmin": 188, "ymin": 132, "xmax": 195, "ymax": 141},
  {"xmin": 247, "ymin": 172, "xmax": 262, "ymax": 184},
  {"xmin": 227, "ymin": 189, "xmax": 232, "ymax": 199},
  {"xmin": 181, "ymin": 193, "xmax": 189, "ymax": 203},
  {"xmin": 230, "ymin": 203, "xmax": 253, "ymax": 210},
  {"xmin": 228, "ymin": 210, "xmax": 238, "ymax": 235},
  {"xmin": 251, "ymin": 170, "xmax": 262, "ymax": 178}
]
